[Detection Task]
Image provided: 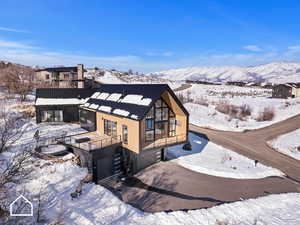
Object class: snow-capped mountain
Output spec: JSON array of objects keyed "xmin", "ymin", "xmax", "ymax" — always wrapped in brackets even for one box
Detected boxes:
[{"xmin": 150, "ymin": 62, "xmax": 300, "ymax": 83}]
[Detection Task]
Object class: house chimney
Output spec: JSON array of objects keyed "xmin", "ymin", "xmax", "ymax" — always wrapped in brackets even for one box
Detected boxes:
[{"xmin": 77, "ymin": 64, "xmax": 84, "ymax": 88}]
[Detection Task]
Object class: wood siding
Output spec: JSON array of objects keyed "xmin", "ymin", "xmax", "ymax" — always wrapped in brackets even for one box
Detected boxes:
[{"xmin": 95, "ymin": 111, "xmax": 140, "ymax": 153}]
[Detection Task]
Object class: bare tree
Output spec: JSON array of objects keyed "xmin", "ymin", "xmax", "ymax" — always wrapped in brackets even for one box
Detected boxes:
[
  {"xmin": 0, "ymin": 148, "xmax": 34, "ymax": 223},
  {"xmin": 1, "ymin": 66, "xmax": 34, "ymax": 101},
  {"xmin": 0, "ymin": 101, "xmax": 27, "ymax": 153}
]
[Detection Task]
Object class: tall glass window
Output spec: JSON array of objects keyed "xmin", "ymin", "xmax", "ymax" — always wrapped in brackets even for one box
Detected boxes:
[
  {"xmin": 122, "ymin": 125, "xmax": 128, "ymax": 144},
  {"xmin": 41, "ymin": 110, "xmax": 63, "ymax": 122},
  {"xmin": 144, "ymin": 98, "xmax": 177, "ymax": 142},
  {"xmin": 104, "ymin": 119, "xmax": 117, "ymax": 136}
]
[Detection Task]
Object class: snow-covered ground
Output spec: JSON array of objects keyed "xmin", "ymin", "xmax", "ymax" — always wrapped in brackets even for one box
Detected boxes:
[
  {"xmin": 178, "ymin": 84, "xmax": 300, "ymax": 131},
  {"xmin": 10, "ymin": 155, "xmax": 300, "ymax": 225},
  {"xmin": 269, "ymin": 129, "xmax": 300, "ymax": 160},
  {"xmin": 85, "ymin": 68, "xmax": 182, "ymax": 89},
  {"xmin": 167, "ymin": 133, "xmax": 283, "ymax": 179}
]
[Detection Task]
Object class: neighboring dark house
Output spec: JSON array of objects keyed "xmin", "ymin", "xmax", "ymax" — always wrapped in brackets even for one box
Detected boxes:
[
  {"xmin": 35, "ymin": 64, "xmax": 85, "ymax": 88},
  {"xmin": 35, "ymin": 88, "xmax": 96, "ymax": 124},
  {"xmin": 272, "ymin": 83, "xmax": 300, "ymax": 98},
  {"xmin": 50, "ymin": 84, "xmax": 189, "ymax": 182}
]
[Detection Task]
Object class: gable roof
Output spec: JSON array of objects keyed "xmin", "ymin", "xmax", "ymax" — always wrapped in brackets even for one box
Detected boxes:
[{"xmin": 83, "ymin": 84, "xmax": 188, "ymax": 121}]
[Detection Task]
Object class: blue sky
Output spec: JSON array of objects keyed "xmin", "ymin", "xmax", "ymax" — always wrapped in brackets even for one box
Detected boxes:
[{"xmin": 1, "ymin": 0, "xmax": 300, "ymax": 72}]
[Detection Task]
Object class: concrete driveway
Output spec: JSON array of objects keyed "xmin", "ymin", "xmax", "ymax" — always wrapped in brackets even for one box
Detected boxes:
[
  {"xmin": 114, "ymin": 115, "xmax": 300, "ymax": 212},
  {"xmin": 120, "ymin": 162, "xmax": 299, "ymax": 212}
]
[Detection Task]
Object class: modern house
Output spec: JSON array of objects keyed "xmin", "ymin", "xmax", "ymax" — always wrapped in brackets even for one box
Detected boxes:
[
  {"xmin": 35, "ymin": 88, "xmax": 96, "ymax": 123},
  {"xmin": 272, "ymin": 83, "xmax": 300, "ymax": 98},
  {"xmin": 53, "ymin": 84, "xmax": 189, "ymax": 182},
  {"xmin": 35, "ymin": 64, "xmax": 85, "ymax": 88}
]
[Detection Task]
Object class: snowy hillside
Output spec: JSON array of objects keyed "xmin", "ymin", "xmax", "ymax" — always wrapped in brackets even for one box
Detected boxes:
[
  {"xmin": 150, "ymin": 62, "xmax": 300, "ymax": 83},
  {"xmin": 85, "ymin": 68, "xmax": 182, "ymax": 89}
]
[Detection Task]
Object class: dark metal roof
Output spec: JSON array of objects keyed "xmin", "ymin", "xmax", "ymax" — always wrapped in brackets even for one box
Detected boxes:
[
  {"xmin": 36, "ymin": 67, "xmax": 77, "ymax": 72},
  {"xmin": 36, "ymin": 84, "xmax": 189, "ymax": 121},
  {"xmin": 275, "ymin": 83, "xmax": 300, "ymax": 88},
  {"xmin": 86, "ymin": 84, "xmax": 189, "ymax": 120},
  {"xmin": 36, "ymin": 88, "xmax": 97, "ymax": 99}
]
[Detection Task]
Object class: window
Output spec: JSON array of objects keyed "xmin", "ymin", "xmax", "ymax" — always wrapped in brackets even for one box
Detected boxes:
[
  {"xmin": 41, "ymin": 110, "xmax": 63, "ymax": 122},
  {"xmin": 169, "ymin": 110, "xmax": 176, "ymax": 137},
  {"xmin": 104, "ymin": 119, "xmax": 117, "ymax": 136},
  {"xmin": 146, "ymin": 107, "xmax": 154, "ymax": 119},
  {"xmin": 145, "ymin": 130, "xmax": 154, "ymax": 141},
  {"xmin": 155, "ymin": 99, "xmax": 168, "ymax": 121},
  {"xmin": 169, "ymin": 118, "xmax": 176, "ymax": 137},
  {"xmin": 144, "ymin": 98, "xmax": 177, "ymax": 142},
  {"xmin": 155, "ymin": 121, "xmax": 168, "ymax": 139},
  {"xmin": 146, "ymin": 119, "xmax": 154, "ymax": 130},
  {"xmin": 122, "ymin": 125, "xmax": 128, "ymax": 144},
  {"xmin": 79, "ymin": 109, "xmax": 96, "ymax": 131},
  {"xmin": 45, "ymin": 74, "xmax": 50, "ymax": 79},
  {"xmin": 64, "ymin": 74, "xmax": 69, "ymax": 79}
]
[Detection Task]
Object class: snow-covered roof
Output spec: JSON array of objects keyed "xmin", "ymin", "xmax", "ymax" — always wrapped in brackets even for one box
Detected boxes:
[
  {"xmin": 106, "ymin": 93, "xmax": 122, "ymax": 102},
  {"xmin": 130, "ymin": 114, "xmax": 139, "ymax": 120},
  {"xmin": 112, "ymin": 109, "xmax": 130, "ymax": 117},
  {"xmin": 91, "ymin": 92, "xmax": 101, "ymax": 99},
  {"xmin": 36, "ymin": 98, "xmax": 86, "ymax": 106},
  {"xmin": 89, "ymin": 104, "xmax": 99, "ymax": 110},
  {"xmin": 97, "ymin": 92, "xmax": 110, "ymax": 100},
  {"xmin": 99, "ymin": 106, "xmax": 112, "ymax": 113},
  {"xmin": 82, "ymin": 84, "xmax": 188, "ymax": 120}
]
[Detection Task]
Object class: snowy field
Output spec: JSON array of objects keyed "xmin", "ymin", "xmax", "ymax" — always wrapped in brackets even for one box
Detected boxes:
[
  {"xmin": 85, "ymin": 69, "xmax": 182, "ymax": 89},
  {"xmin": 178, "ymin": 84, "xmax": 300, "ymax": 131},
  {"xmin": 269, "ymin": 129, "xmax": 300, "ymax": 160},
  {"xmin": 9, "ymin": 154, "xmax": 300, "ymax": 225},
  {"xmin": 167, "ymin": 133, "xmax": 283, "ymax": 179}
]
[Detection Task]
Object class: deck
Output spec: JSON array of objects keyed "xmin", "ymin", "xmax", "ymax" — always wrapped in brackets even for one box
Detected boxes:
[
  {"xmin": 58, "ymin": 131, "xmax": 186, "ymax": 152},
  {"xmin": 58, "ymin": 131, "xmax": 122, "ymax": 151},
  {"xmin": 142, "ymin": 134, "xmax": 186, "ymax": 150}
]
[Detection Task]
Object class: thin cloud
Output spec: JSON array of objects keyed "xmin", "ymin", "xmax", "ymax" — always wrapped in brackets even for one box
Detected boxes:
[
  {"xmin": 288, "ymin": 45, "xmax": 300, "ymax": 52},
  {"xmin": 1, "ymin": 38, "xmax": 300, "ymax": 73},
  {"xmin": 145, "ymin": 51, "xmax": 174, "ymax": 57},
  {"xmin": 0, "ymin": 26, "xmax": 30, "ymax": 33},
  {"xmin": 244, "ymin": 45, "xmax": 262, "ymax": 52},
  {"xmin": 0, "ymin": 39, "xmax": 33, "ymax": 49}
]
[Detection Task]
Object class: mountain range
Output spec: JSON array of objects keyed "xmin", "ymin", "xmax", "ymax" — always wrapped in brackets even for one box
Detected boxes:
[{"xmin": 150, "ymin": 62, "xmax": 300, "ymax": 83}]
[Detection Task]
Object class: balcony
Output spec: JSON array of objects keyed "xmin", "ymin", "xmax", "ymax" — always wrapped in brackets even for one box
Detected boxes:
[
  {"xmin": 57, "ymin": 132, "xmax": 122, "ymax": 151},
  {"xmin": 142, "ymin": 134, "xmax": 186, "ymax": 150}
]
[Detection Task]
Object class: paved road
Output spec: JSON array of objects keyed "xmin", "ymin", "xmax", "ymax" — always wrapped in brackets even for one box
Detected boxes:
[
  {"xmin": 190, "ymin": 114, "xmax": 300, "ymax": 182},
  {"xmin": 120, "ymin": 162, "xmax": 299, "ymax": 212}
]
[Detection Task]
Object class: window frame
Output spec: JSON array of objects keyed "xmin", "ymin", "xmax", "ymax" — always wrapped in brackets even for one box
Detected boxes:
[
  {"xmin": 122, "ymin": 125, "xmax": 128, "ymax": 144},
  {"xmin": 144, "ymin": 97, "xmax": 177, "ymax": 143}
]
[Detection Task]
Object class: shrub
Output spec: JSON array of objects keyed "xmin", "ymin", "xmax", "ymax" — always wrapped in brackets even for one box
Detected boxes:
[
  {"xmin": 297, "ymin": 146, "xmax": 300, "ymax": 152},
  {"xmin": 216, "ymin": 102, "xmax": 252, "ymax": 120},
  {"xmin": 240, "ymin": 104, "xmax": 252, "ymax": 117},
  {"xmin": 256, "ymin": 107, "xmax": 275, "ymax": 121},
  {"xmin": 194, "ymin": 97, "xmax": 209, "ymax": 107},
  {"xmin": 216, "ymin": 101, "xmax": 231, "ymax": 114}
]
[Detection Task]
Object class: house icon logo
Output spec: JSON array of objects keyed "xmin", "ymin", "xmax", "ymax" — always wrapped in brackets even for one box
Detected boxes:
[{"xmin": 10, "ymin": 195, "xmax": 33, "ymax": 217}]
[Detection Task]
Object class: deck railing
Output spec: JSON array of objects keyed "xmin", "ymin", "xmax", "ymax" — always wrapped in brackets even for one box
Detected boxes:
[
  {"xmin": 57, "ymin": 134, "xmax": 122, "ymax": 151},
  {"xmin": 142, "ymin": 134, "xmax": 186, "ymax": 150}
]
